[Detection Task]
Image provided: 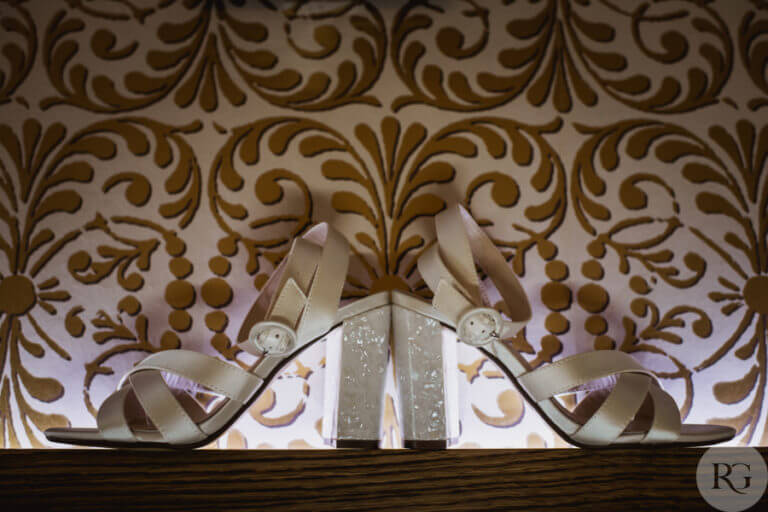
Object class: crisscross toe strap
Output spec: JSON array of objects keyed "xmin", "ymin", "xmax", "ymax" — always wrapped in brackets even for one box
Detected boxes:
[
  {"xmin": 643, "ymin": 385, "xmax": 683, "ymax": 443},
  {"xmin": 418, "ymin": 205, "xmax": 532, "ymax": 346},
  {"xmin": 97, "ymin": 387, "xmax": 136, "ymax": 443},
  {"xmin": 517, "ymin": 350, "xmax": 656, "ymax": 402},
  {"xmin": 518, "ymin": 350, "xmax": 682, "ymax": 445},
  {"xmin": 122, "ymin": 350, "xmax": 263, "ymax": 404},
  {"xmin": 92, "ymin": 222, "xmax": 352, "ymax": 446},
  {"xmin": 127, "ymin": 370, "xmax": 206, "ymax": 445},
  {"xmin": 97, "ymin": 349, "xmax": 263, "ymax": 445},
  {"xmin": 96, "ymin": 377, "xmax": 205, "ymax": 445}
]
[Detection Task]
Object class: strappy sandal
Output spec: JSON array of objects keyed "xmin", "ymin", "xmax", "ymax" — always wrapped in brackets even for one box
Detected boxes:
[
  {"xmin": 391, "ymin": 204, "xmax": 735, "ymax": 448},
  {"xmin": 45, "ymin": 223, "xmax": 390, "ymax": 449}
]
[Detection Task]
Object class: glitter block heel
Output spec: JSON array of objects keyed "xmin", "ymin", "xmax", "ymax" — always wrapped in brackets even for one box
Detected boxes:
[
  {"xmin": 323, "ymin": 299, "xmax": 390, "ymax": 448},
  {"xmin": 391, "ymin": 291, "xmax": 458, "ymax": 449}
]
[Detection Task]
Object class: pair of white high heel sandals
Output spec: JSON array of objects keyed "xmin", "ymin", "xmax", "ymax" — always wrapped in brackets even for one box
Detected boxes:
[{"xmin": 46, "ymin": 206, "xmax": 735, "ymax": 449}]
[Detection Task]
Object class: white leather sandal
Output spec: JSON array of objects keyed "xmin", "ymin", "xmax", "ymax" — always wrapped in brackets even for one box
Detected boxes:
[
  {"xmin": 45, "ymin": 223, "xmax": 390, "ymax": 449},
  {"xmin": 393, "ymin": 204, "xmax": 735, "ymax": 448},
  {"xmin": 46, "ymin": 209, "xmax": 735, "ymax": 449}
]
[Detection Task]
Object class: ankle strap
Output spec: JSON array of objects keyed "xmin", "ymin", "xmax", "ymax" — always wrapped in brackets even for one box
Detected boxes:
[
  {"xmin": 238, "ymin": 223, "xmax": 349, "ymax": 356},
  {"xmin": 418, "ymin": 204, "xmax": 531, "ymax": 345}
]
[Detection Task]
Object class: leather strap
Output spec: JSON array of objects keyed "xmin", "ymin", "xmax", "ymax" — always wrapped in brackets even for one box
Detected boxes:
[
  {"xmin": 517, "ymin": 350, "xmax": 657, "ymax": 402},
  {"xmin": 96, "ymin": 387, "xmax": 136, "ymax": 443},
  {"xmin": 434, "ymin": 205, "xmax": 482, "ymax": 304},
  {"xmin": 519, "ymin": 349, "xmax": 681, "ymax": 444},
  {"xmin": 239, "ymin": 223, "xmax": 349, "ymax": 355},
  {"xmin": 642, "ymin": 385, "xmax": 682, "ymax": 443},
  {"xmin": 124, "ymin": 350, "xmax": 263, "ymax": 404},
  {"xmin": 418, "ymin": 204, "xmax": 531, "ymax": 339},
  {"xmin": 237, "ymin": 236, "xmax": 320, "ymax": 344},
  {"xmin": 571, "ymin": 372, "xmax": 651, "ymax": 445},
  {"xmin": 296, "ymin": 224, "xmax": 350, "ymax": 343},
  {"xmin": 127, "ymin": 371, "xmax": 206, "ymax": 445}
]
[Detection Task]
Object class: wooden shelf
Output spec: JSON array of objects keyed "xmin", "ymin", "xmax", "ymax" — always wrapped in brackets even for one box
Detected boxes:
[{"xmin": 2, "ymin": 448, "xmax": 766, "ymax": 511}]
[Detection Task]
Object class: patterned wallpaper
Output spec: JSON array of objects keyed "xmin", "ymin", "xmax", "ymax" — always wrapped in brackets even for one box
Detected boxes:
[{"xmin": 0, "ymin": 0, "xmax": 766, "ymax": 449}]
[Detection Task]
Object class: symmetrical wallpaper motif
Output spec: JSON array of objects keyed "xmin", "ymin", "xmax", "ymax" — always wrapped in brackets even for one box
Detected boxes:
[{"xmin": 0, "ymin": 0, "xmax": 766, "ymax": 448}]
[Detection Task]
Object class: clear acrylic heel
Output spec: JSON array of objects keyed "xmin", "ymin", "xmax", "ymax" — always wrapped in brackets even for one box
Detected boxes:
[
  {"xmin": 391, "ymin": 292, "xmax": 458, "ymax": 449},
  {"xmin": 323, "ymin": 302, "xmax": 390, "ymax": 448}
]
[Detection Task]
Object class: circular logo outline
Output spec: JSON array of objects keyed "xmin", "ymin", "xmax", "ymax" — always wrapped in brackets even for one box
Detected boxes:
[{"xmin": 696, "ymin": 447, "xmax": 767, "ymax": 512}]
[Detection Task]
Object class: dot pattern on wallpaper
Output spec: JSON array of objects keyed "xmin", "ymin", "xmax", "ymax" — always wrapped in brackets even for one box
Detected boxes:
[{"xmin": 0, "ymin": 0, "xmax": 767, "ymax": 448}]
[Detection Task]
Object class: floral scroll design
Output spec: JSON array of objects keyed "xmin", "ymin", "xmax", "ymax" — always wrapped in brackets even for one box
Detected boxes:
[
  {"xmin": 740, "ymin": 7, "xmax": 768, "ymax": 111},
  {"xmin": 0, "ymin": 117, "xmax": 201, "ymax": 446},
  {"xmin": 392, "ymin": 0, "xmax": 731, "ymax": 113},
  {"xmin": 0, "ymin": 0, "xmax": 36, "ymax": 106},
  {"xmin": 211, "ymin": 115, "xmax": 565, "ymax": 294},
  {"xmin": 573, "ymin": 118, "xmax": 768, "ymax": 442},
  {"xmin": 41, "ymin": 0, "xmax": 386, "ymax": 112},
  {"xmin": 63, "ymin": 0, "xmax": 157, "ymax": 22},
  {"xmin": 209, "ymin": 115, "xmax": 566, "ymax": 372}
]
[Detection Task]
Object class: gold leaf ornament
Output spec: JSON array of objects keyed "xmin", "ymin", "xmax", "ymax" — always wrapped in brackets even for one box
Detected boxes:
[{"xmin": 42, "ymin": 0, "xmax": 386, "ymax": 112}]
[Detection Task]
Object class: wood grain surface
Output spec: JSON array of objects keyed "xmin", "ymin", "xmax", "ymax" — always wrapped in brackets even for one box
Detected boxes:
[{"xmin": 1, "ymin": 448, "xmax": 766, "ymax": 511}]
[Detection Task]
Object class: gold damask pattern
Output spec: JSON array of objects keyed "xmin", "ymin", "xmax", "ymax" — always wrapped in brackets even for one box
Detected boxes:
[{"xmin": 0, "ymin": 0, "xmax": 766, "ymax": 448}]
